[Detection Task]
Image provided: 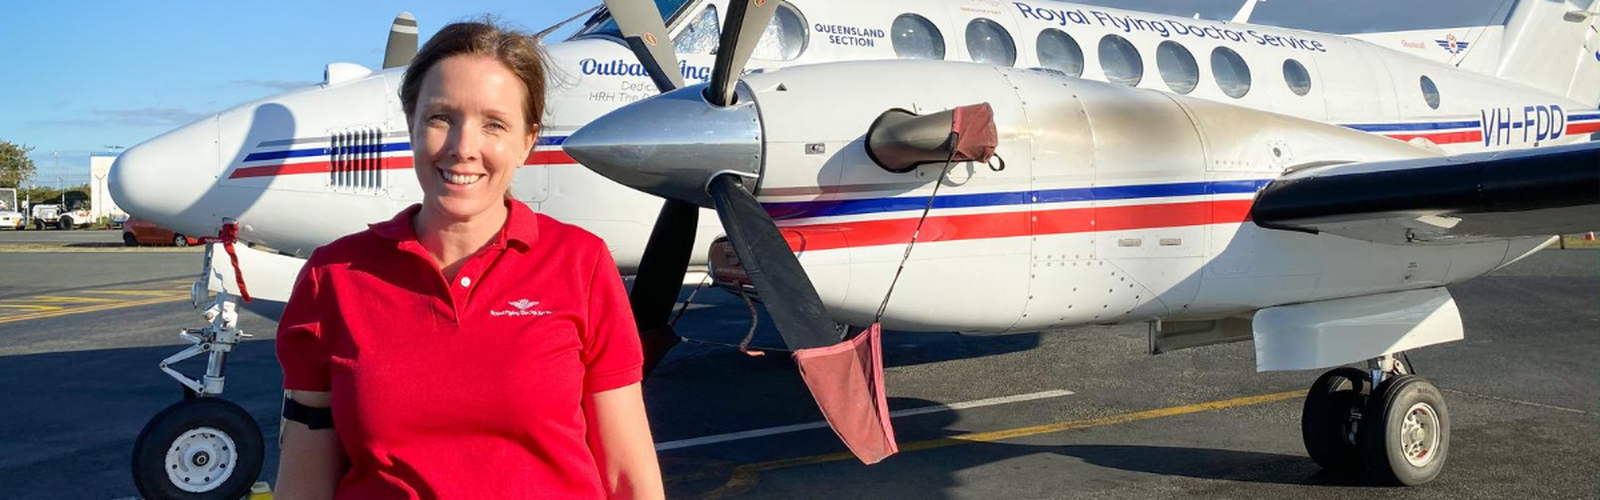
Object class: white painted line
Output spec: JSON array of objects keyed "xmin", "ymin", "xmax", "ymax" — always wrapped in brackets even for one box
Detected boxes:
[{"xmin": 654, "ymin": 389, "xmax": 1075, "ymax": 451}]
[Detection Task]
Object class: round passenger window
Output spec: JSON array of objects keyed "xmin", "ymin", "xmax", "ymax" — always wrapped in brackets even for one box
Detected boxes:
[
  {"xmin": 1098, "ymin": 35, "xmax": 1142, "ymax": 87},
  {"xmin": 1156, "ymin": 41, "xmax": 1198, "ymax": 94},
  {"xmin": 965, "ymin": 18, "xmax": 1016, "ymax": 66},
  {"xmin": 752, "ymin": 2, "xmax": 808, "ymax": 61},
  {"xmin": 1283, "ymin": 59, "xmax": 1312, "ymax": 96},
  {"xmin": 1420, "ymin": 75, "xmax": 1440, "ymax": 109},
  {"xmin": 1036, "ymin": 29, "xmax": 1083, "ymax": 77},
  {"xmin": 1211, "ymin": 46, "xmax": 1251, "ymax": 98},
  {"xmin": 891, "ymin": 14, "xmax": 945, "ymax": 60}
]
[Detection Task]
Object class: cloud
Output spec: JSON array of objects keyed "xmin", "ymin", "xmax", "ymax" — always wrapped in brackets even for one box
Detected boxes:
[
  {"xmin": 230, "ymin": 79, "xmax": 316, "ymax": 91},
  {"xmin": 35, "ymin": 107, "xmax": 206, "ymax": 128}
]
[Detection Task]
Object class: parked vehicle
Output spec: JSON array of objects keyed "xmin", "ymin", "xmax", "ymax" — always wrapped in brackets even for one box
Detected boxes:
[
  {"xmin": 30, "ymin": 204, "xmax": 92, "ymax": 230},
  {"xmin": 123, "ymin": 216, "xmax": 199, "ymax": 247},
  {"xmin": 0, "ymin": 210, "xmax": 20, "ymax": 230},
  {"xmin": 0, "ymin": 189, "xmax": 18, "ymax": 230}
]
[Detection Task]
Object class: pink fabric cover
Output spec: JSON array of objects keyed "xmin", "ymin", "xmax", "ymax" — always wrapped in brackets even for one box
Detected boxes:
[
  {"xmin": 950, "ymin": 103, "xmax": 998, "ymax": 164},
  {"xmin": 793, "ymin": 323, "xmax": 898, "ymax": 464}
]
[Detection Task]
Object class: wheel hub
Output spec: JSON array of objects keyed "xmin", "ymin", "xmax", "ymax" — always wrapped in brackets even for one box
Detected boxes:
[
  {"xmin": 165, "ymin": 426, "xmax": 237, "ymax": 493},
  {"xmin": 1399, "ymin": 402, "xmax": 1440, "ymax": 467}
]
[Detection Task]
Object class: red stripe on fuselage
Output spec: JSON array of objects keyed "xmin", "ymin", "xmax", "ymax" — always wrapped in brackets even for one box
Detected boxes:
[
  {"xmin": 226, "ymin": 150, "xmax": 574, "ymax": 179},
  {"xmin": 227, "ymin": 156, "xmax": 416, "ymax": 179},
  {"xmin": 1383, "ymin": 130, "xmax": 1483, "ymax": 145},
  {"xmin": 527, "ymin": 150, "xmax": 576, "ymax": 165},
  {"xmin": 1568, "ymin": 121, "xmax": 1600, "ymax": 136},
  {"xmin": 779, "ymin": 199, "xmax": 1254, "ymax": 252}
]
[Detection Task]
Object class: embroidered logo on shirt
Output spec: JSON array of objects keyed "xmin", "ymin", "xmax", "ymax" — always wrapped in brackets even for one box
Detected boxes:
[{"xmin": 491, "ymin": 299, "xmax": 551, "ymax": 317}]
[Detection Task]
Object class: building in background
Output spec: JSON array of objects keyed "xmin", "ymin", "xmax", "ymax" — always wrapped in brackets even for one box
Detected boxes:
[{"xmin": 90, "ymin": 153, "xmax": 123, "ymax": 220}]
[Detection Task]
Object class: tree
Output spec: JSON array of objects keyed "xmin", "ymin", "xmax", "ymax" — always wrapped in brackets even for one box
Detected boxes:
[{"xmin": 0, "ymin": 140, "xmax": 36, "ymax": 189}]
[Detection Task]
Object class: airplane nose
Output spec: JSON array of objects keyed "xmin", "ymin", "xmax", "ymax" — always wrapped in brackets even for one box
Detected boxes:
[
  {"xmin": 109, "ymin": 116, "xmax": 219, "ymax": 226},
  {"xmin": 562, "ymin": 84, "xmax": 762, "ymax": 208}
]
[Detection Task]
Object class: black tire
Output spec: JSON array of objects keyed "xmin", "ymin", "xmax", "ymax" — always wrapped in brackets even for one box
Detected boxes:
[
  {"xmin": 58, "ymin": 217, "xmax": 71, "ymax": 230},
  {"xmin": 124, "ymin": 233, "xmax": 139, "ymax": 247},
  {"xmin": 1302, "ymin": 366, "xmax": 1370, "ymax": 473},
  {"xmin": 33, "ymin": 220, "xmax": 43, "ymax": 230},
  {"xmin": 132, "ymin": 398, "xmax": 265, "ymax": 500},
  {"xmin": 1360, "ymin": 374, "xmax": 1449, "ymax": 486},
  {"xmin": 173, "ymin": 234, "xmax": 189, "ymax": 247}
]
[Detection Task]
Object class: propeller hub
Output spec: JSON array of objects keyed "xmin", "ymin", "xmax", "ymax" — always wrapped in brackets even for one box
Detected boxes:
[{"xmin": 563, "ymin": 83, "xmax": 761, "ymax": 208}]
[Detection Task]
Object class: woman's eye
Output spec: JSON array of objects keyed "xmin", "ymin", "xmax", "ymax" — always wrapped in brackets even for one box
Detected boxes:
[
  {"xmin": 427, "ymin": 115, "xmax": 449, "ymax": 125},
  {"xmin": 486, "ymin": 122, "xmax": 507, "ymax": 132}
]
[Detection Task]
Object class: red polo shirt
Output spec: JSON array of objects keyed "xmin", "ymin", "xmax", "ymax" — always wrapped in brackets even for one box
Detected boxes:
[{"xmin": 276, "ymin": 200, "xmax": 643, "ymax": 499}]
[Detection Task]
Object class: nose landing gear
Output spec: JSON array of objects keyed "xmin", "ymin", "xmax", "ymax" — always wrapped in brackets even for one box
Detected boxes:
[
  {"xmin": 131, "ymin": 240, "xmax": 265, "ymax": 499},
  {"xmin": 1300, "ymin": 354, "xmax": 1450, "ymax": 485}
]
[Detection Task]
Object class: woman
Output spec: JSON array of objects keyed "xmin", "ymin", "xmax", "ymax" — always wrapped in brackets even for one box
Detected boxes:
[{"xmin": 274, "ymin": 20, "xmax": 664, "ymax": 499}]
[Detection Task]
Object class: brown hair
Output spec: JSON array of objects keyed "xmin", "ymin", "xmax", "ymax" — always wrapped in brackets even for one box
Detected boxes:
[{"xmin": 400, "ymin": 19, "xmax": 548, "ymax": 134}]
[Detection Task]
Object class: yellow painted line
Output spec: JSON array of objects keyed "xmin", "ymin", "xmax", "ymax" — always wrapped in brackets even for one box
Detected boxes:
[
  {"xmin": 20, "ymin": 295, "xmax": 123, "ymax": 304},
  {"xmin": 81, "ymin": 290, "xmax": 187, "ymax": 297},
  {"xmin": 0, "ymin": 304, "xmax": 66, "ymax": 311},
  {"xmin": 681, "ymin": 389, "xmax": 1308, "ymax": 498},
  {"xmin": 0, "ymin": 294, "xmax": 189, "ymax": 325}
]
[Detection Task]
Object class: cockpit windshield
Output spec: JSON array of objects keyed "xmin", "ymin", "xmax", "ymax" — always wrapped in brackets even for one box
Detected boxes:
[{"xmin": 570, "ymin": 0, "xmax": 697, "ymax": 41}]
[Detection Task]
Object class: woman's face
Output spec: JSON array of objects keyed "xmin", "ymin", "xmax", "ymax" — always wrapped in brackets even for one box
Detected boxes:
[{"xmin": 410, "ymin": 54, "xmax": 536, "ymax": 222}]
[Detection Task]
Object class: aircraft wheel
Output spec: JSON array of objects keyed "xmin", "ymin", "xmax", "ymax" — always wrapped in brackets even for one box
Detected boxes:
[
  {"xmin": 1360, "ymin": 374, "xmax": 1449, "ymax": 485},
  {"xmin": 1302, "ymin": 366, "xmax": 1369, "ymax": 473},
  {"xmin": 132, "ymin": 398, "xmax": 264, "ymax": 500}
]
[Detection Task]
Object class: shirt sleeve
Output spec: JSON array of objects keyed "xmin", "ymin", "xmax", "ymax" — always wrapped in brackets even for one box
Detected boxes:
[
  {"xmin": 581, "ymin": 248, "xmax": 645, "ymax": 395},
  {"xmin": 276, "ymin": 256, "xmax": 332, "ymax": 391}
]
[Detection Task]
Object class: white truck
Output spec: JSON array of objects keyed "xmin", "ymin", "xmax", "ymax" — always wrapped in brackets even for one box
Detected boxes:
[
  {"xmin": 0, "ymin": 188, "xmax": 19, "ymax": 230},
  {"xmin": 29, "ymin": 203, "xmax": 92, "ymax": 230}
]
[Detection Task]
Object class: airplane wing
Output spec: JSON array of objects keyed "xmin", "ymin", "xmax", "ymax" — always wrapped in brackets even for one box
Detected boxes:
[{"xmin": 1251, "ymin": 141, "xmax": 1600, "ymax": 244}]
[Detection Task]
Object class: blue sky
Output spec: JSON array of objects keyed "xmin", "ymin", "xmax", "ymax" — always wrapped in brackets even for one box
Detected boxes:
[{"xmin": 0, "ymin": 0, "xmax": 1507, "ymax": 186}]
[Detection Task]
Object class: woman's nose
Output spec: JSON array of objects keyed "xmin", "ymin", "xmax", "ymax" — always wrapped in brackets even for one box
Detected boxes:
[{"xmin": 447, "ymin": 124, "xmax": 479, "ymax": 162}]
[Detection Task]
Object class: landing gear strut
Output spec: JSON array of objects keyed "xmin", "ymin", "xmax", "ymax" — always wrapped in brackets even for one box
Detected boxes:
[
  {"xmin": 1301, "ymin": 353, "xmax": 1450, "ymax": 485},
  {"xmin": 132, "ymin": 242, "xmax": 264, "ymax": 499}
]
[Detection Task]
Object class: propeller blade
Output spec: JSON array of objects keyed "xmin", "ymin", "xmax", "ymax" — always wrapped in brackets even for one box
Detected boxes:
[
  {"xmin": 706, "ymin": 0, "xmax": 780, "ymax": 106},
  {"xmin": 382, "ymin": 12, "xmax": 418, "ymax": 69},
  {"xmin": 706, "ymin": 175, "xmax": 840, "ymax": 350},
  {"xmin": 602, "ymin": 0, "xmax": 686, "ymax": 92},
  {"xmin": 630, "ymin": 199, "xmax": 699, "ymax": 375},
  {"xmin": 707, "ymin": 174, "xmax": 897, "ymax": 464}
]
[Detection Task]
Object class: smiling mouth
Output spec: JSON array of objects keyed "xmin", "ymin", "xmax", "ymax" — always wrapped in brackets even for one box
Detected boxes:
[{"xmin": 439, "ymin": 168, "xmax": 485, "ymax": 186}]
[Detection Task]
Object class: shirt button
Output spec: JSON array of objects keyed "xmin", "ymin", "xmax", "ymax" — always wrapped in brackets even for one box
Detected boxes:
[{"xmin": 459, "ymin": 277, "xmax": 471, "ymax": 288}]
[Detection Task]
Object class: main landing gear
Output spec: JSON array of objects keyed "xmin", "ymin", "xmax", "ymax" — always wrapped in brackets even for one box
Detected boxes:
[
  {"xmin": 1301, "ymin": 353, "xmax": 1450, "ymax": 485},
  {"xmin": 132, "ymin": 243, "xmax": 264, "ymax": 499}
]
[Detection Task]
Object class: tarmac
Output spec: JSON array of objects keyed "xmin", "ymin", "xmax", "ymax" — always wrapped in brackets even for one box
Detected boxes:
[{"xmin": 0, "ymin": 229, "xmax": 1594, "ymax": 499}]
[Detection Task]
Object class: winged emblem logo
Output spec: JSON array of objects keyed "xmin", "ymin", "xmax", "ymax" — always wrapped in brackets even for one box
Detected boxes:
[{"xmin": 510, "ymin": 299, "xmax": 538, "ymax": 311}]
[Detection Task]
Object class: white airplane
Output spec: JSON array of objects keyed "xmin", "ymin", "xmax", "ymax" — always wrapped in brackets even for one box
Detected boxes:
[{"xmin": 112, "ymin": 0, "xmax": 1599, "ymax": 497}]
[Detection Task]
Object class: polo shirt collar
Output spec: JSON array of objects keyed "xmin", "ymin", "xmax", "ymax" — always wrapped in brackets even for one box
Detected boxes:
[{"xmin": 368, "ymin": 200, "xmax": 538, "ymax": 251}]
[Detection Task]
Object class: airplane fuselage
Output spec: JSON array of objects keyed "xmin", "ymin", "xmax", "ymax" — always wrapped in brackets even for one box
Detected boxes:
[{"xmin": 109, "ymin": 0, "xmax": 1599, "ymax": 332}]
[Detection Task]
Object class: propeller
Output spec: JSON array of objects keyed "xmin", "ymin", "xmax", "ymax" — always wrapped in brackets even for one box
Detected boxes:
[
  {"xmin": 602, "ymin": 0, "xmax": 684, "ymax": 92},
  {"xmin": 383, "ymin": 12, "xmax": 418, "ymax": 69},
  {"xmin": 568, "ymin": 0, "xmax": 895, "ymax": 462},
  {"xmin": 707, "ymin": 176, "xmax": 840, "ymax": 349},
  {"xmin": 705, "ymin": 0, "xmax": 781, "ymax": 106}
]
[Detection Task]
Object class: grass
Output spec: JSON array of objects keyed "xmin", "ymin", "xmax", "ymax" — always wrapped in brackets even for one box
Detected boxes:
[{"xmin": 1556, "ymin": 235, "xmax": 1600, "ymax": 249}]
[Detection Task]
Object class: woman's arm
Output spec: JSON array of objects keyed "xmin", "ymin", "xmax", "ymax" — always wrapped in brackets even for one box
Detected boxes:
[
  {"xmin": 274, "ymin": 390, "xmax": 345, "ymax": 500},
  {"xmin": 588, "ymin": 383, "xmax": 664, "ymax": 500}
]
